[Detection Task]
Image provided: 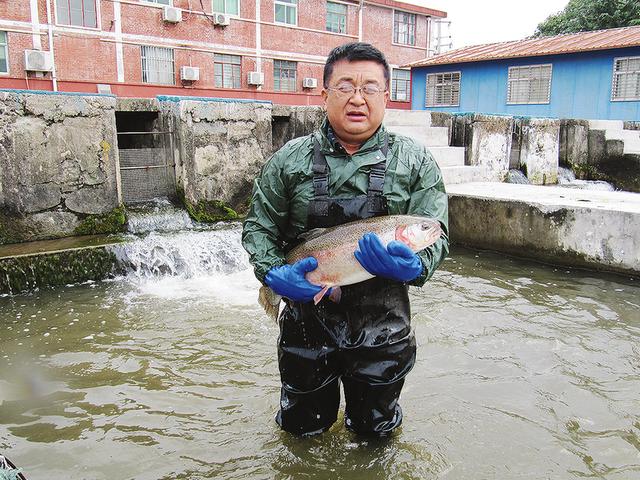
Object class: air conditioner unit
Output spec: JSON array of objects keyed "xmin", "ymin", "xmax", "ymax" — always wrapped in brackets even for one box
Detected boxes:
[
  {"xmin": 24, "ymin": 50, "xmax": 53, "ymax": 71},
  {"xmin": 180, "ymin": 66, "xmax": 200, "ymax": 81},
  {"xmin": 213, "ymin": 13, "xmax": 231, "ymax": 26},
  {"xmin": 247, "ymin": 71, "xmax": 264, "ymax": 86},
  {"xmin": 163, "ymin": 6, "xmax": 182, "ymax": 23},
  {"xmin": 302, "ymin": 77, "xmax": 317, "ymax": 89}
]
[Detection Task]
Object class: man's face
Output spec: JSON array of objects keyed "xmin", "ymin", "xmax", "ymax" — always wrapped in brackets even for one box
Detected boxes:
[{"xmin": 321, "ymin": 59, "xmax": 389, "ymax": 146}]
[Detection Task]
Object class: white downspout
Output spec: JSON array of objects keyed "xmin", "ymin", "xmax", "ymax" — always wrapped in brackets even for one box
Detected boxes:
[
  {"xmin": 30, "ymin": 0, "xmax": 42, "ymax": 50},
  {"xmin": 45, "ymin": 0, "xmax": 58, "ymax": 91},
  {"xmin": 358, "ymin": 0, "xmax": 364, "ymax": 41},
  {"xmin": 255, "ymin": 0, "xmax": 262, "ymax": 90},
  {"xmin": 114, "ymin": 1, "xmax": 125, "ymax": 82}
]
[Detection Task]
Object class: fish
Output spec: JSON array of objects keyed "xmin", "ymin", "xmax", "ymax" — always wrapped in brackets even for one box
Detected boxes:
[{"xmin": 258, "ymin": 215, "xmax": 443, "ymax": 321}]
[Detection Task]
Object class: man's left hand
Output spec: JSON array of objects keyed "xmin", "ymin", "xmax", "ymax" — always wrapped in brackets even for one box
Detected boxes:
[{"xmin": 354, "ymin": 232, "xmax": 423, "ymax": 283}]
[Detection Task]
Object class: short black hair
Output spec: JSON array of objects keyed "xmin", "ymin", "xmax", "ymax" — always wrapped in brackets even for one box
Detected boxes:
[{"xmin": 323, "ymin": 42, "xmax": 390, "ymax": 88}]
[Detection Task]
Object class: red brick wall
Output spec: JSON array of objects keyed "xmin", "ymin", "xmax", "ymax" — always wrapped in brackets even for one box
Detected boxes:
[{"xmin": 0, "ymin": 0, "xmax": 441, "ymax": 106}]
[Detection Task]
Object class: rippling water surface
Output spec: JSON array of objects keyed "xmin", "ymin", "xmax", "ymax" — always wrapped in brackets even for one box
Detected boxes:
[{"xmin": 1, "ymin": 226, "xmax": 639, "ymax": 479}]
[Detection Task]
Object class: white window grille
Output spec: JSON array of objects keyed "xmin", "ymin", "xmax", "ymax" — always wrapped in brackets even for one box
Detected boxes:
[
  {"xmin": 392, "ymin": 69, "xmax": 411, "ymax": 101},
  {"xmin": 213, "ymin": 0, "xmax": 239, "ymax": 15},
  {"xmin": 275, "ymin": 0, "xmax": 297, "ymax": 25},
  {"xmin": 274, "ymin": 59, "xmax": 297, "ymax": 92},
  {"xmin": 214, "ymin": 53, "xmax": 241, "ymax": 88},
  {"xmin": 426, "ymin": 72, "xmax": 460, "ymax": 107},
  {"xmin": 612, "ymin": 56, "xmax": 640, "ymax": 101},
  {"xmin": 0, "ymin": 32, "xmax": 7, "ymax": 74},
  {"xmin": 326, "ymin": 2, "xmax": 347, "ymax": 34},
  {"xmin": 141, "ymin": 45, "xmax": 175, "ymax": 85},
  {"xmin": 55, "ymin": 0, "xmax": 98, "ymax": 28},
  {"xmin": 143, "ymin": 0, "xmax": 171, "ymax": 5},
  {"xmin": 393, "ymin": 10, "xmax": 416, "ymax": 46},
  {"xmin": 507, "ymin": 64, "xmax": 552, "ymax": 104}
]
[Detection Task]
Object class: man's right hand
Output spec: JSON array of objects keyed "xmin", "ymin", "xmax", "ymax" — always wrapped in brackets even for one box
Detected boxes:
[{"xmin": 264, "ymin": 257, "xmax": 323, "ymax": 303}]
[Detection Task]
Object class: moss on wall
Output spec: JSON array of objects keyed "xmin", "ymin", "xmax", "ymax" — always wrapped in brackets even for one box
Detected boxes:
[
  {"xmin": 74, "ymin": 205, "xmax": 127, "ymax": 236},
  {"xmin": 177, "ymin": 189, "xmax": 238, "ymax": 223}
]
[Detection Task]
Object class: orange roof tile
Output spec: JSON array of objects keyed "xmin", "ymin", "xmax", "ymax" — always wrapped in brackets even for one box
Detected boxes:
[{"xmin": 405, "ymin": 26, "xmax": 640, "ymax": 68}]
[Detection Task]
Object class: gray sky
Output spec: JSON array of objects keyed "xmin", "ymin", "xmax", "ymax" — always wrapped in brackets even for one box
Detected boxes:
[{"xmin": 402, "ymin": 0, "xmax": 571, "ymax": 48}]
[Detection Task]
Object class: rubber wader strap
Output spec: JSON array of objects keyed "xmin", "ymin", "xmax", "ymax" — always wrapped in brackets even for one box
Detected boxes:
[{"xmin": 309, "ymin": 139, "xmax": 329, "ymax": 217}]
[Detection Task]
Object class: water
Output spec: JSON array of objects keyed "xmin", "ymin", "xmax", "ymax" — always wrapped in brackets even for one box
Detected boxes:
[
  {"xmin": 558, "ymin": 167, "xmax": 616, "ymax": 191},
  {"xmin": 1, "ymin": 224, "xmax": 639, "ymax": 480}
]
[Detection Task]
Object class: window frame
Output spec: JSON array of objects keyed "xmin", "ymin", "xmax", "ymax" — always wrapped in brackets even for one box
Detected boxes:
[
  {"xmin": 393, "ymin": 9, "xmax": 416, "ymax": 46},
  {"xmin": 55, "ymin": 0, "xmax": 100, "ymax": 29},
  {"xmin": 140, "ymin": 45, "xmax": 175, "ymax": 86},
  {"xmin": 212, "ymin": 0, "xmax": 240, "ymax": 16},
  {"xmin": 140, "ymin": 0, "xmax": 173, "ymax": 6},
  {"xmin": 391, "ymin": 68, "xmax": 411, "ymax": 102},
  {"xmin": 326, "ymin": 1, "xmax": 347, "ymax": 34},
  {"xmin": 274, "ymin": 0, "xmax": 298, "ymax": 26},
  {"xmin": 425, "ymin": 71, "xmax": 461, "ymax": 107},
  {"xmin": 274, "ymin": 59, "xmax": 297, "ymax": 92},
  {"xmin": 506, "ymin": 64, "xmax": 553, "ymax": 105},
  {"xmin": 0, "ymin": 31, "xmax": 8, "ymax": 75},
  {"xmin": 611, "ymin": 56, "xmax": 640, "ymax": 102},
  {"xmin": 214, "ymin": 53, "xmax": 242, "ymax": 89}
]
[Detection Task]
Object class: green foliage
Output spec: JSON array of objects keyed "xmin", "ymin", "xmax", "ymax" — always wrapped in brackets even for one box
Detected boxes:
[
  {"xmin": 74, "ymin": 205, "xmax": 127, "ymax": 236},
  {"xmin": 534, "ymin": 0, "xmax": 640, "ymax": 37}
]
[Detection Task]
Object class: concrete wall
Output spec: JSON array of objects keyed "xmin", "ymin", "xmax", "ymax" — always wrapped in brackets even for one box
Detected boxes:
[{"xmin": 0, "ymin": 91, "xmax": 120, "ymax": 243}]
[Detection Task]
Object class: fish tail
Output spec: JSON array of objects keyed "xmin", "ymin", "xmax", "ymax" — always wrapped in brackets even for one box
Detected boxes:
[
  {"xmin": 313, "ymin": 285, "xmax": 332, "ymax": 305},
  {"xmin": 258, "ymin": 285, "xmax": 281, "ymax": 322}
]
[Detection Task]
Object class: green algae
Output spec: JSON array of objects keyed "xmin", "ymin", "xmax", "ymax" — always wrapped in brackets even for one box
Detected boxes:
[
  {"xmin": 74, "ymin": 205, "xmax": 127, "ymax": 236},
  {"xmin": 177, "ymin": 189, "xmax": 238, "ymax": 223}
]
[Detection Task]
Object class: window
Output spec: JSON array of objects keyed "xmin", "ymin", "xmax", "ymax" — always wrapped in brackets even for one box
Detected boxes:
[
  {"xmin": 393, "ymin": 10, "xmax": 416, "ymax": 46},
  {"xmin": 0, "ymin": 32, "xmax": 7, "ymax": 74},
  {"xmin": 274, "ymin": 60, "xmax": 296, "ymax": 92},
  {"xmin": 507, "ymin": 64, "xmax": 552, "ymax": 104},
  {"xmin": 213, "ymin": 0, "xmax": 239, "ymax": 15},
  {"xmin": 275, "ymin": 0, "xmax": 297, "ymax": 25},
  {"xmin": 214, "ymin": 54, "xmax": 241, "ymax": 88},
  {"xmin": 55, "ymin": 0, "xmax": 98, "ymax": 28},
  {"xmin": 326, "ymin": 2, "xmax": 347, "ymax": 34},
  {"xmin": 141, "ymin": 46, "xmax": 175, "ymax": 85},
  {"xmin": 143, "ymin": 0, "xmax": 171, "ymax": 5},
  {"xmin": 612, "ymin": 57, "xmax": 640, "ymax": 101},
  {"xmin": 391, "ymin": 69, "xmax": 410, "ymax": 101},
  {"xmin": 426, "ymin": 72, "xmax": 460, "ymax": 107}
]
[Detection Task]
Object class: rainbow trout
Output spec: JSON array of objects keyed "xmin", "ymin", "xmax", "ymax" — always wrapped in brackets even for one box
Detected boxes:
[{"xmin": 258, "ymin": 215, "xmax": 442, "ymax": 320}]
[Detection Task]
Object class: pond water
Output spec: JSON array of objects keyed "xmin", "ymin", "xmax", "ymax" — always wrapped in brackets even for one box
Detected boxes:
[{"xmin": 1, "ymin": 224, "xmax": 639, "ymax": 480}]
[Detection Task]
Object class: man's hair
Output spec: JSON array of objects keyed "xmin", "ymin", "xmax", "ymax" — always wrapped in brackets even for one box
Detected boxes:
[{"xmin": 323, "ymin": 42, "xmax": 390, "ymax": 88}]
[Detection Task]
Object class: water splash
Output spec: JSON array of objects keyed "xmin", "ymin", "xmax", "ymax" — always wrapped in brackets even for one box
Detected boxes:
[
  {"xmin": 557, "ymin": 167, "xmax": 615, "ymax": 191},
  {"xmin": 126, "ymin": 199, "xmax": 194, "ymax": 234}
]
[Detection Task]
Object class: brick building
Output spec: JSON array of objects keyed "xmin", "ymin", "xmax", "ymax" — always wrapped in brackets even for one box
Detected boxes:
[{"xmin": 0, "ymin": 0, "xmax": 446, "ymax": 106}]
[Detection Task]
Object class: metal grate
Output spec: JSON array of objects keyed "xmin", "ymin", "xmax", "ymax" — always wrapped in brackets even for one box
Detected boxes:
[
  {"xmin": 274, "ymin": 59, "xmax": 297, "ymax": 92},
  {"xmin": 507, "ymin": 64, "xmax": 552, "ymax": 105},
  {"xmin": 612, "ymin": 56, "xmax": 640, "ymax": 101},
  {"xmin": 426, "ymin": 71, "xmax": 460, "ymax": 107},
  {"xmin": 118, "ymin": 132, "xmax": 176, "ymax": 204},
  {"xmin": 392, "ymin": 68, "xmax": 411, "ymax": 101},
  {"xmin": 141, "ymin": 45, "xmax": 175, "ymax": 85},
  {"xmin": 394, "ymin": 10, "xmax": 416, "ymax": 45}
]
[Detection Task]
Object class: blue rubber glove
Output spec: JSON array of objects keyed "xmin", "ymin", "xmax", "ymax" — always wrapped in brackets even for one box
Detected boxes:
[
  {"xmin": 264, "ymin": 257, "xmax": 323, "ymax": 303},
  {"xmin": 354, "ymin": 232, "xmax": 423, "ymax": 282}
]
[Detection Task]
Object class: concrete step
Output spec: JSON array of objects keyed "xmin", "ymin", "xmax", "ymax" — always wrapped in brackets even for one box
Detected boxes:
[
  {"xmin": 588, "ymin": 119, "xmax": 624, "ymax": 130},
  {"xmin": 603, "ymin": 129, "xmax": 640, "ymax": 154},
  {"xmin": 384, "ymin": 109, "xmax": 431, "ymax": 127},
  {"xmin": 428, "ymin": 146, "xmax": 465, "ymax": 167},
  {"xmin": 386, "ymin": 125, "xmax": 449, "ymax": 146},
  {"xmin": 441, "ymin": 165, "xmax": 498, "ymax": 185}
]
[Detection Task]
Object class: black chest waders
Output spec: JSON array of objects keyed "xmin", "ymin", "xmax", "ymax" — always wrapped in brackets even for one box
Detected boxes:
[{"xmin": 275, "ymin": 134, "xmax": 417, "ymax": 437}]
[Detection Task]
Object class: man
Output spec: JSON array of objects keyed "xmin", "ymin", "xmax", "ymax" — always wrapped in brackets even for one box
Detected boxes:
[{"xmin": 242, "ymin": 43, "xmax": 448, "ymax": 437}]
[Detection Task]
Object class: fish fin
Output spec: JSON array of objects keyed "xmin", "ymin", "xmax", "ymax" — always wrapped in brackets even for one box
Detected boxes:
[
  {"xmin": 297, "ymin": 228, "xmax": 327, "ymax": 242},
  {"xmin": 258, "ymin": 286, "xmax": 281, "ymax": 323},
  {"xmin": 313, "ymin": 285, "xmax": 331, "ymax": 305},
  {"xmin": 328, "ymin": 286, "xmax": 342, "ymax": 304}
]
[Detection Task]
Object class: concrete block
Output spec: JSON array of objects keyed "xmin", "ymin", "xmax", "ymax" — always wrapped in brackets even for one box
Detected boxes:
[
  {"xmin": 384, "ymin": 109, "xmax": 431, "ymax": 127},
  {"xmin": 447, "ymin": 182, "xmax": 640, "ymax": 275},
  {"xmin": 519, "ymin": 118, "xmax": 560, "ymax": 185},
  {"xmin": 441, "ymin": 165, "xmax": 499, "ymax": 185},
  {"xmin": 588, "ymin": 119, "xmax": 624, "ymax": 130},
  {"xmin": 387, "ymin": 125, "xmax": 449, "ymax": 146}
]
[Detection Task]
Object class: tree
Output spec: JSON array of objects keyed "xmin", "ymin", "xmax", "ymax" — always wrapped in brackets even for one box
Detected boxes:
[{"xmin": 534, "ymin": 0, "xmax": 640, "ymax": 37}]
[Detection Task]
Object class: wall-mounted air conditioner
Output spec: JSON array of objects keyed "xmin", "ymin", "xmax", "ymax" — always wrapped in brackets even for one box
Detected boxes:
[
  {"xmin": 302, "ymin": 77, "xmax": 318, "ymax": 89},
  {"xmin": 247, "ymin": 71, "xmax": 264, "ymax": 86},
  {"xmin": 180, "ymin": 66, "xmax": 200, "ymax": 81},
  {"xmin": 213, "ymin": 13, "xmax": 231, "ymax": 26},
  {"xmin": 163, "ymin": 6, "xmax": 182, "ymax": 23},
  {"xmin": 24, "ymin": 50, "xmax": 53, "ymax": 71}
]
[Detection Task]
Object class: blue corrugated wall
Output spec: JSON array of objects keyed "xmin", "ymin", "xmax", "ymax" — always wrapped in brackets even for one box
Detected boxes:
[{"xmin": 411, "ymin": 47, "xmax": 640, "ymax": 121}]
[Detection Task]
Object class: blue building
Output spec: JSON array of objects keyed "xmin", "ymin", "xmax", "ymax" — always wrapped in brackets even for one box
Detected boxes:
[{"xmin": 406, "ymin": 26, "xmax": 640, "ymax": 121}]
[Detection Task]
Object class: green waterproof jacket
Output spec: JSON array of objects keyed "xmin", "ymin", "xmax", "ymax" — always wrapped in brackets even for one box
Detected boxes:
[{"xmin": 242, "ymin": 118, "xmax": 449, "ymax": 288}]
